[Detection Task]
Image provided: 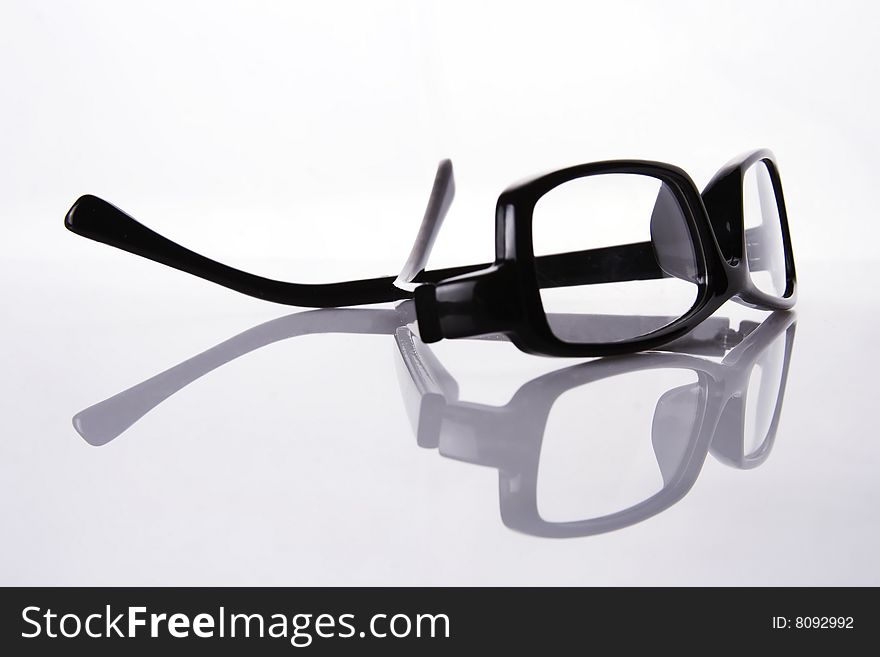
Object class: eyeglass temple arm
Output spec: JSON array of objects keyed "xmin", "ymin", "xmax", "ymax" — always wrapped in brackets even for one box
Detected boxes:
[
  {"xmin": 530, "ymin": 226, "xmax": 769, "ymax": 285},
  {"xmin": 64, "ymin": 194, "xmax": 414, "ymax": 308},
  {"xmin": 394, "ymin": 159, "xmax": 456, "ymax": 291},
  {"xmin": 65, "ymin": 194, "xmax": 665, "ymax": 300}
]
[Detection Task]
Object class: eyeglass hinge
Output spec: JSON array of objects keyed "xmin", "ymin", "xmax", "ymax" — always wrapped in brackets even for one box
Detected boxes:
[{"xmin": 414, "ymin": 263, "xmax": 517, "ymax": 344}]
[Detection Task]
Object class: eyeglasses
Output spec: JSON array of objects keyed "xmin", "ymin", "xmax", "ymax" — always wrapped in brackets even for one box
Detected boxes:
[
  {"xmin": 65, "ymin": 149, "xmax": 796, "ymax": 356},
  {"xmin": 71, "ymin": 301, "xmax": 796, "ymax": 538}
]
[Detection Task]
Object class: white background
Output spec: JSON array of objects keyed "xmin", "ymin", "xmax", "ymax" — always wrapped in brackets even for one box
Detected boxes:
[
  {"xmin": 2, "ymin": 1, "xmax": 879, "ymax": 585},
  {"xmin": 4, "ymin": 1, "xmax": 878, "ymax": 274}
]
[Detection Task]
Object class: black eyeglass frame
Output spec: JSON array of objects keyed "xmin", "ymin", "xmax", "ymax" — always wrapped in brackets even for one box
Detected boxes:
[
  {"xmin": 65, "ymin": 149, "xmax": 795, "ymax": 357},
  {"xmin": 415, "ymin": 149, "xmax": 797, "ymax": 357}
]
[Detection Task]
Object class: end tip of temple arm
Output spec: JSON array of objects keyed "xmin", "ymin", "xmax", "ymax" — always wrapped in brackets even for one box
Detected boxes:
[
  {"xmin": 64, "ymin": 194, "xmax": 98, "ymax": 234},
  {"xmin": 64, "ymin": 194, "xmax": 107, "ymax": 235},
  {"xmin": 64, "ymin": 194, "xmax": 130, "ymax": 243}
]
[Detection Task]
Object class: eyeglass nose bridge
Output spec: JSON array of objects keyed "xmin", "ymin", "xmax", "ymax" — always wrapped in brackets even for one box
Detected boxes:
[{"xmin": 414, "ymin": 263, "xmax": 520, "ymax": 344}]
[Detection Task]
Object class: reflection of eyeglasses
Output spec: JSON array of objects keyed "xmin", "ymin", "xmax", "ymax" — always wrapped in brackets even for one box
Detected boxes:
[
  {"xmin": 395, "ymin": 311, "xmax": 796, "ymax": 538},
  {"xmin": 72, "ymin": 303, "xmax": 795, "ymax": 539},
  {"xmin": 65, "ymin": 149, "xmax": 795, "ymax": 355}
]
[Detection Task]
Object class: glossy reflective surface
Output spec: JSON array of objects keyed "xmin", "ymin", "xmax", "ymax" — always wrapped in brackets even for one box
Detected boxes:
[
  {"xmin": 1, "ymin": 259, "xmax": 877, "ymax": 585},
  {"xmin": 395, "ymin": 310, "xmax": 794, "ymax": 538}
]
